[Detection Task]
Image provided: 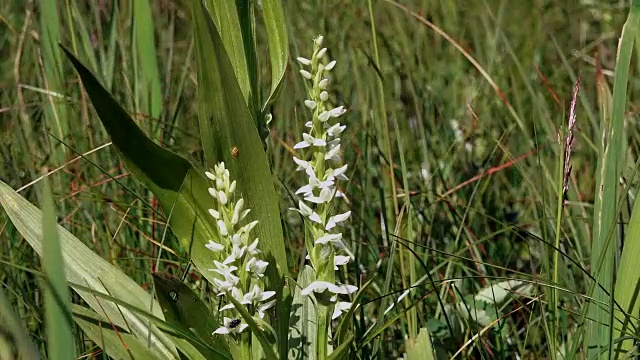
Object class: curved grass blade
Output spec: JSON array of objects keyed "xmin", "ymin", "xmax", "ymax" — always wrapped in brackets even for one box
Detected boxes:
[
  {"xmin": 40, "ymin": 174, "xmax": 74, "ymax": 359},
  {"xmin": 0, "ymin": 180, "xmax": 178, "ymax": 359}
]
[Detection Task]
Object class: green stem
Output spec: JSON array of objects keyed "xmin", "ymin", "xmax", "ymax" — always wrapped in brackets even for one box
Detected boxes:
[{"xmin": 317, "ymin": 303, "xmax": 330, "ymax": 360}]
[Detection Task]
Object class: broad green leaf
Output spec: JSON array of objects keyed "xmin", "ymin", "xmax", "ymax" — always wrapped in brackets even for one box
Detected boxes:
[
  {"xmin": 289, "ymin": 266, "xmax": 317, "ymax": 360},
  {"xmin": 59, "ymin": 46, "xmax": 224, "ymax": 293},
  {"xmin": 41, "ymin": 175, "xmax": 74, "ymax": 359},
  {"xmin": 191, "ymin": 0, "xmax": 288, "ymax": 299},
  {"xmin": 0, "ymin": 180, "xmax": 178, "ymax": 359},
  {"xmin": 152, "ymin": 273, "xmax": 231, "ymax": 359},
  {"xmin": 203, "ymin": 0, "xmax": 251, "ymax": 104},
  {"xmin": 588, "ymin": 1, "xmax": 640, "ymax": 358},
  {"xmin": 73, "ymin": 305, "xmax": 162, "ymax": 360},
  {"xmin": 405, "ymin": 328, "xmax": 435, "ymax": 360},
  {"xmin": 260, "ymin": 0, "xmax": 288, "ymax": 112},
  {"xmin": 0, "ymin": 287, "xmax": 40, "ymax": 360}
]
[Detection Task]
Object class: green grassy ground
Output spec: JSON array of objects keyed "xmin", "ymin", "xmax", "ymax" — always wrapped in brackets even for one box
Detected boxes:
[{"xmin": 1, "ymin": 0, "xmax": 638, "ymax": 358}]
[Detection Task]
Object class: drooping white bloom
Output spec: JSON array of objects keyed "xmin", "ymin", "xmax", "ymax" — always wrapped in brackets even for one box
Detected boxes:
[
  {"xmin": 332, "ymin": 302, "xmax": 352, "ymax": 320},
  {"xmin": 301, "ymin": 281, "xmax": 358, "ymax": 296}
]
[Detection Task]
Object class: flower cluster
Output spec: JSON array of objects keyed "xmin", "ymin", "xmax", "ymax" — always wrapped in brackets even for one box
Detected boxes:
[
  {"xmin": 293, "ymin": 35, "xmax": 357, "ymax": 320},
  {"xmin": 204, "ymin": 163, "xmax": 275, "ymax": 335}
]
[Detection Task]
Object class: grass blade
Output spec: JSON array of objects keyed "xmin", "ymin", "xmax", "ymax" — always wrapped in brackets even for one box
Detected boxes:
[
  {"xmin": 260, "ymin": 0, "xmax": 288, "ymax": 112},
  {"xmin": 40, "ymin": 174, "xmax": 74, "ymax": 359},
  {"xmin": 132, "ymin": 0, "xmax": 162, "ymax": 120},
  {"xmin": 72, "ymin": 305, "xmax": 162, "ymax": 360},
  {"xmin": 587, "ymin": 1, "xmax": 640, "ymax": 357},
  {"xmin": 204, "ymin": 0, "xmax": 250, "ymax": 104}
]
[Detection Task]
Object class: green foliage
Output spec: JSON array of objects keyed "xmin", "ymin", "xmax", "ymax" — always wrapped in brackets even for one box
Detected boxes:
[{"xmin": 5, "ymin": 0, "xmax": 640, "ymax": 359}]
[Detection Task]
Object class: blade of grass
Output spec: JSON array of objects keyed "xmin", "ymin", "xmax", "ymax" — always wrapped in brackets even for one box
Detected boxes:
[
  {"xmin": 132, "ymin": 0, "xmax": 162, "ymax": 122},
  {"xmin": 260, "ymin": 0, "xmax": 288, "ymax": 112},
  {"xmin": 587, "ymin": 2, "xmax": 640, "ymax": 358},
  {"xmin": 40, "ymin": 172, "xmax": 74, "ymax": 359},
  {"xmin": 204, "ymin": 0, "xmax": 251, "ymax": 104}
]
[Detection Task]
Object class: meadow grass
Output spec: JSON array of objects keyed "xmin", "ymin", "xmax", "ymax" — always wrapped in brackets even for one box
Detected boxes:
[{"xmin": 1, "ymin": 0, "xmax": 640, "ymax": 358}]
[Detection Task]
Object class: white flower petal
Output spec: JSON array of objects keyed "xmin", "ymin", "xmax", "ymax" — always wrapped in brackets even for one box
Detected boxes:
[
  {"xmin": 318, "ymin": 111, "xmax": 330, "ymax": 122},
  {"xmin": 319, "ymin": 78, "xmax": 329, "ymax": 89},
  {"xmin": 328, "ymin": 283, "xmax": 358, "ymax": 295},
  {"xmin": 205, "ymin": 171, "xmax": 216, "ymax": 180},
  {"xmin": 301, "ymin": 281, "xmax": 332, "ymax": 295},
  {"xmin": 324, "ymin": 60, "xmax": 337, "ymax": 71},
  {"xmin": 293, "ymin": 156, "xmax": 311, "ymax": 171},
  {"xmin": 205, "ymin": 240, "xmax": 224, "ymax": 252},
  {"xmin": 315, "ymin": 233, "xmax": 342, "ymax": 245},
  {"xmin": 300, "ymin": 70, "xmax": 312, "ymax": 79},
  {"xmin": 316, "ymin": 47, "xmax": 327, "ymax": 58},
  {"xmin": 320, "ymin": 91, "xmax": 329, "ymax": 101},
  {"xmin": 220, "ymin": 303, "xmax": 235, "ymax": 311},
  {"xmin": 213, "ymin": 326, "xmax": 231, "ymax": 335},
  {"xmin": 326, "ymin": 211, "xmax": 351, "ymax": 230},
  {"xmin": 217, "ymin": 220, "xmax": 228, "ymax": 236},
  {"xmin": 334, "ymin": 255, "xmax": 350, "ymax": 266},
  {"xmin": 208, "ymin": 208, "xmax": 220, "ymax": 219},
  {"xmin": 332, "ymin": 302, "xmax": 352, "ymax": 319},
  {"xmin": 329, "ymin": 106, "xmax": 346, "ymax": 117},
  {"xmin": 304, "ymin": 100, "xmax": 317, "ymax": 109},
  {"xmin": 258, "ymin": 290, "xmax": 276, "ymax": 302},
  {"xmin": 315, "ymin": 35, "xmax": 324, "ymax": 46},
  {"xmin": 297, "ymin": 57, "xmax": 311, "ymax": 66}
]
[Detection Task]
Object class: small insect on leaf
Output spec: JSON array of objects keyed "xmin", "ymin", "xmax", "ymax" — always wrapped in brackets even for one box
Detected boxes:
[
  {"xmin": 228, "ymin": 318, "xmax": 241, "ymax": 328},
  {"xmin": 231, "ymin": 146, "xmax": 239, "ymax": 157},
  {"xmin": 169, "ymin": 290, "xmax": 178, "ymax": 302}
]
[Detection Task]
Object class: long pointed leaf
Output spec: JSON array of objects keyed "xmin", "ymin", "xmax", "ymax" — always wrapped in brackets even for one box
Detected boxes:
[
  {"xmin": 41, "ymin": 175, "xmax": 74, "ymax": 359},
  {"xmin": 59, "ymin": 45, "xmax": 224, "ymax": 292},
  {"xmin": 260, "ymin": 0, "xmax": 288, "ymax": 112}
]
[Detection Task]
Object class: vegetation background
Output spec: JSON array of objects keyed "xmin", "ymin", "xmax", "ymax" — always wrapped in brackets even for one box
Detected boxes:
[{"xmin": 1, "ymin": 0, "xmax": 639, "ymax": 358}]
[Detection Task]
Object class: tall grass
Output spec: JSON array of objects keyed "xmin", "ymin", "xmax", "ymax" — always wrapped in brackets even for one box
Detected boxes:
[{"xmin": 2, "ymin": 0, "xmax": 640, "ymax": 358}]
